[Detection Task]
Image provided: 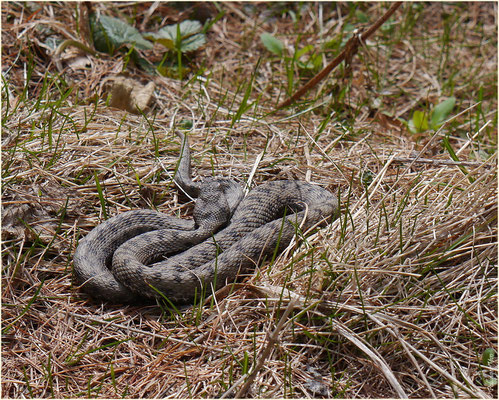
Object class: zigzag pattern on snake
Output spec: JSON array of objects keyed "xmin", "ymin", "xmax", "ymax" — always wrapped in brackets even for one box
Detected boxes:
[{"xmin": 73, "ymin": 132, "xmax": 339, "ymax": 304}]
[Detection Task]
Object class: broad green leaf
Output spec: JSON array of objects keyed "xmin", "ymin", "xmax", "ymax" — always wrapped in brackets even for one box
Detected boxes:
[
  {"xmin": 90, "ymin": 14, "xmax": 112, "ymax": 53},
  {"xmin": 178, "ymin": 33, "xmax": 206, "ymax": 52},
  {"xmin": 173, "ymin": 20, "xmax": 203, "ymax": 36},
  {"xmin": 296, "ymin": 45, "xmax": 317, "ymax": 70},
  {"xmin": 430, "ymin": 96, "xmax": 456, "ymax": 129},
  {"xmin": 144, "ymin": 33, "xmax": 175, "ymax": 50},
  {"xmin": 151, "ymin": 20, "xmax": 206, "ymax": 52},
  {"xmin": 295, "ymin": 44, "xmax": 314, "ymax": 59},
  {"xmin": 297, "ymin": 53, "xmax": 322, "ymax": 72},
  {"xmin": 93, "ymin": 15, "xmax": 152, "ymax": 53},
  {"xmin": 312, "ymin": 53, "xmax": 322, "ymax": 69},
  {"xmin": 361, "ymin": 170, "xmax": 374, "ymax": 187},
  {"xmin": 481, "ymin": 348, "xmax": 495, "ymax": 366},
  {"xmin": 179, "ymin": 119, "xmax": 193, "ymax": 129},
  {"xmin": 408, "ymin": 110, "xmax": 429, "ymax": 133},
  {"xmin": 483, "ymin": 377, "xmax": 497, "ymax": 387},
  {"xmin": 260, "ymin": 33, "xmax": 284, "ymax": 57}
]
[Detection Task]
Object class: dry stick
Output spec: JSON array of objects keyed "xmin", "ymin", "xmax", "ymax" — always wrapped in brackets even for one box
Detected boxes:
[{"xmin": 277, "ymin": 2, "xmax": 403, "ymax": 109}]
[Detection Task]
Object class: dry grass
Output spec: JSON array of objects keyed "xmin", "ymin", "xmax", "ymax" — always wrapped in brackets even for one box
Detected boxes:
[{"xmin": 1, "ymin": 2, "xmax": 497, "ymax": 399}]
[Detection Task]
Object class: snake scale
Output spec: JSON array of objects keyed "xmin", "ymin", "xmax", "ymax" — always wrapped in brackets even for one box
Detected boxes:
[{"xmin": 73, "ymin": 132, "xmax": 339, "ymax": 304}]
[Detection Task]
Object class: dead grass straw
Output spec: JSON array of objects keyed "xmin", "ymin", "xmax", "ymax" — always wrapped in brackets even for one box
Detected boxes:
[{"xmin": 2, "ymin": 2, "xmax": 497, "ymax": 398}]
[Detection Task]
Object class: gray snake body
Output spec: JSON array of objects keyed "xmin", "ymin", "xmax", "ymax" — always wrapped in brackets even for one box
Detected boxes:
[{"xmin": 73, "ymin": 133, "xmax": 338, "ymax": 304}]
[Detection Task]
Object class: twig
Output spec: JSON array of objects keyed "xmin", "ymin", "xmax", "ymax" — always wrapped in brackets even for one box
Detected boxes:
[{"xmin": 277, "ymin": 2, "xmax": 402, "ymax": 109}]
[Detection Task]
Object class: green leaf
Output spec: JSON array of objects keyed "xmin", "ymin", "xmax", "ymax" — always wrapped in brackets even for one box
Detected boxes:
[
  {"xmin": 442, "ymin": 135, "xmax": 459, "ymax": 162},
  {"xmin": 179, "ymin": 33, "xmax": 206, "ymax": 52},
  {"xmin": 144, "ymin": 33, "xmax": 175, "ymax": 50},
  {"xmin": 179, "ymin": 119, "xmax": 193, "ymax": 130},
  {"xmin": 149, "ymin": 20, "xmax": 206, "ymax": 52},
  {"xmin": 442, "ymin": 135, "xmax": 472, "ymax": 181},
  {"xmin": 99, "ymin": 15, "xmax": 152, "ymax": 50},
  {"xmin": 483, "ymin": 377, "xmax": 497, "ymax": 387},
  {"xmin": 94, "ymin": 172, "xmax": 107, "ymax": 220},
  {"xmin": 361, "ymin": 171, "xmax": 374, "ymax": 187},
  {"xmin": 408, "ymin": 110, "xmax": 429, "ymax": 133},
  {"xmin": 202, "ymin": 10, "xmax": 225, "ymax": 34},
  {"xmin": 481, "ymin": 348, "xmax": 496, "ymax": 366},
  {"xmin": 90, "ymin": 14, "xmax": 112, "ymax": 53},
  {"xmin": 295, "ymin": 44, "xmax": 314, "ymax": 59},
  {"xmin": 297, "ymin": 52, "xmax": 322, "ymax": 72},
  {"xmin": 94, "ymin": 15, "xmax": 152, "ymax": 52},
  {"xmin": 260, "ymin": 33, "xmax": 284, "ymax": 57},
  {"xmin": 430, "ymin": 96, "xmax": 456, "ymax": 129}
]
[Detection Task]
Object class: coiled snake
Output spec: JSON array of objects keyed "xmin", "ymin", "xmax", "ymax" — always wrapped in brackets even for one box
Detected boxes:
[{"xmin": 73, "ymin": 133, "xmax": 338, "ymax": 304}]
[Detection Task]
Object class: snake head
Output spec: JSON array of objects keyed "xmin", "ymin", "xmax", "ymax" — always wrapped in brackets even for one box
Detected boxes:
[{"xmin": 193, "ymin": 181, "xmax": 232, "ymax": 233}]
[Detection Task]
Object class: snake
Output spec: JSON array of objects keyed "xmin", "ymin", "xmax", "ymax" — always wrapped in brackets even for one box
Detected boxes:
[{"xmin": 73, "ymin": 132, "xmax": 339, "ymax": 304}]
